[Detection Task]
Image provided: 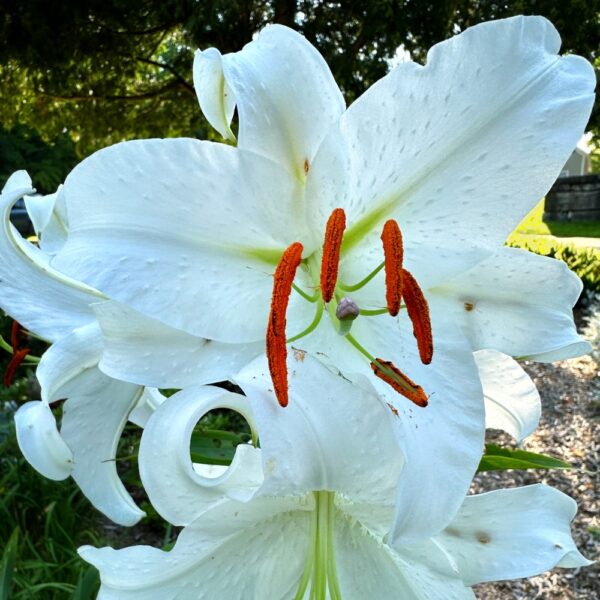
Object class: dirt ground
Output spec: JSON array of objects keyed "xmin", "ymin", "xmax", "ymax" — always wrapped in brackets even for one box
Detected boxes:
[{"xmin": 473, "ymin": 354, "xmax": 599, "ymax": 599}]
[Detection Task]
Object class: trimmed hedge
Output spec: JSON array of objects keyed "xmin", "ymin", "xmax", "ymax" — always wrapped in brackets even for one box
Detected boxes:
[{"xmin": 508, "ymin": 235, "xmax": 600, "ymax": 293}]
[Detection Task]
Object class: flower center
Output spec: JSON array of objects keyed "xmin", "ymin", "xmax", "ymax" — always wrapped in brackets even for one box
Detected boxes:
[
  {"xmin": 294, "ymin": 491, "xmax": 341, "ymax": 600},
  {"xmin": 266, "ymin": 208, "xmax": 433, "ymax": 408}
]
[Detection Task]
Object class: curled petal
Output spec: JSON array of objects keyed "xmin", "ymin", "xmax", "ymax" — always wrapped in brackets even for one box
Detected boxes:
[
  {"xmin": 139, "ymin": 386, "xmax": 263, "ymax": 526},
  {"xmin": 475, "ymin": 349, "xmax": 541, "ymax": 443},
  {"xmin": 15, "ymin": 401, "xmax": 73, "ymax": 480}
]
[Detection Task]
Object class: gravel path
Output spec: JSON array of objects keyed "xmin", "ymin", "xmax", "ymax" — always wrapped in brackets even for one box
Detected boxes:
[{"xmin": 474, "ymin": 354, "xmax": 599, "ymax": 599}]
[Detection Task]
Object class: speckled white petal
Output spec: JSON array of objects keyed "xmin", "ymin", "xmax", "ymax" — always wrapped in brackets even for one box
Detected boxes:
[
  {"xmin": 24, "ymin": 185, "xmax": 69, "ymax": 255},
  {"xmin": 235, "ymin": 353, "xmax": 403, "ymax": 506},
  {"xmin": 35, "ymin": 323, "xmax": 145, "ymax": 525},
  {"xmin": 128, "ymin": 388, "xmax": 166, "ymax": 428},
  {"xmin": 36, "ymin": 322, "xmax": 104, "ymax": 402},
  {"xmin": 53, "ymin": 139, "xmax": 311, "ymax": 343},
  {"xmin": 0, "ymin": 172, "xmax": 99, "ymax": 342},
  {"xmin": 193, "ymin": 47, "xmax": 236, "ymax": 141},
  {"xmin": 80, "ymin": 500, "xmax": 310, "ymax": 600},
  {"xmin": 219, "ymin": 24, "xmax": 345, "ymax": 178},
  {"xmin": 432, "ymin": 247, "xmax": 588, "ymax": 360},
  {"xmin": 60, "ymin": 375, "xmax": 144, "ymax": 526},
  {"xmin": 475, "ymin": 350, "xmax": 541, "ymax": 443},
  {"xmin": 139, "ymin": 386, "xmax": 263, "ymax": 526},
  {"xmin": 430, "ymin": 485, "xmax": 591, "ymax": 585},
  {"xmin": 308, "ymin": 16, "xmax": 595, "ymax": 283},
  {"xmin": 335, "ymin": 516, "xmax": 475, "ymax": 599},
  {"xmin": 94, "ymin": 300, "xmax": 262, "ymax": 388},
  {"xmin": 296, "ymin": 301, "xmax": 485, "ymax": 544},
  {"xmin": 14, "ymin": 400, "xmax": 73, "ymax": 480}
]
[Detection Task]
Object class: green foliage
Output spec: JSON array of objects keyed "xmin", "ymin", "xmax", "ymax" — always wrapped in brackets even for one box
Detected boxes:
[
  {"xmin": 0, "ymin": 124, "xmax": 78, "ymax": 194},
  {"xmin": 508, "ymin": 236, "xmax": 600, "ymax": 292},
  {"xmin": 0, "ymin": 527, "xmax": 19, "ymax": 600},
  {"xmin": 478, "ymin": 444, "xmax": 571, "ymax": 472},
  {"xmin": 0, "ymin": 1, "xmax": 598, "ymax": 155}
]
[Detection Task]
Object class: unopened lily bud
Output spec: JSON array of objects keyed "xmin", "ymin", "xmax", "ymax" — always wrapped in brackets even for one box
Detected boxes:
[{"xmin": 336, "ymin": 297, "xmax": 360, "ymax": 322}]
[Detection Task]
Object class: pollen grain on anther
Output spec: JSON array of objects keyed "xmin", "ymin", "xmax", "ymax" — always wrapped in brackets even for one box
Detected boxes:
[
  {"xmin": 381, "ymin": 220, "xmax": 404, "ymax": 316},
  {"xmin": 320, "ymin": 208, "xmax": 346, "ymax": 303},
  {"xmin": 267, "ymin": 242, "xmax": 304, "ymax": 407},
  {"xmin": 402, "ymin": 269, "xmax": 433, "ymax": 365},
  {"xmin": 371, "ymin": 359, "xmax": 428, "ymax": 407}
]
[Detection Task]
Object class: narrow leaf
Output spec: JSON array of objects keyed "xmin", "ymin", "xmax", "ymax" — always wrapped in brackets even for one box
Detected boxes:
[
  {"xmin": 478, "ymin": 444, "xmax": 571, "ymax": 472},
  {"xmin": 0, "ymin": 527, "xmax": 19, "ymax": 600}
]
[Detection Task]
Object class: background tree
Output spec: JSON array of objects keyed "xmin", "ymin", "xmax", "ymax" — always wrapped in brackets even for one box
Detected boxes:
[{"xmin": 1, "ymin": 0, "xmax": 598, "ymax": 157}]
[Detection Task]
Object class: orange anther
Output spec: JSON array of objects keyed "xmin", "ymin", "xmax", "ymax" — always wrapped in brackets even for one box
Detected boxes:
[
  {"xmin": 381, "ymin": 220, "xmax": 403, "ymax": 316},
  {"xmin": 402, "ymin": 269, "xmax": 433, "ymax": 365},
  {"xmin": 267, "ymin": 242, "xmax": 304, "ymax": 407},
  {"xmin": 4, "ymin": 348, "xmax": 30, "ymax": 387},
  {"xmin": 370, "ymin": 359, "xmax": 428, "ymax": 407},
  {"xmin": 320, "ymin": 208, "xmax": 346, "ymax": 303}
]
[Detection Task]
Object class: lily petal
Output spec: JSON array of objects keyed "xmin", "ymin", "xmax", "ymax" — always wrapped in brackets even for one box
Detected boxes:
[
  {"xmin": 235, "ymin": 353, "xmax": 403, "ymax": 506},
  {"xmin": 14, "ymin": 400, "xmax": 73, "ymax": 480},
  {"xmin": 193, "ymin": 47, "xmax": 236, "ymax": 142},
  {"xmin": 299, "ymin": 300, "xmax": 485, "ymax": 544},
  {"xmin": 0, "ymin": 172, "xmax": 99, "ymax": 341},
  {"xmin": 24, "ymin": 185, "xmax": 69, "ymax": 255},
  {"xmin": 94, "ymin": 300, "xmax": 262, "ymax": 388},
  {"xmin": 139, "ymin": 386, "xmax": 263, "ymax": 526},
  {"xmin": 433, "ymin": 247, "xmax": 589, "ymax": 361},
  {"xmin": 197, "ymin": 25, "xmax": 345, "ymax": 179},
  {"xmin": 36, "ymin": 324, "xmax": 145, "ymax": 526},
  {"xmin": 80, "ymin": 497, "xmax": 310, "ymax": 599},
  {"xmin": 335, "ymin": 517, "xmax": 475, "ymax": 599},
  {"xmin": 53, "ymin": 139, "xmax": 313, "ymax": 342},
  {"xmin": 308, "ymin": 16, "xmax": 595, "ymax": 282},
  {"xmin": 128, "ymin": 387, "xmax": 166, "ymax": 428},
  {"xmin": 431, "ymin": 485, "xmax": 591, "ymax": 585},
  {"xmin": 475, "ymin": 349, "xmax": 541, "ymax": 442}
]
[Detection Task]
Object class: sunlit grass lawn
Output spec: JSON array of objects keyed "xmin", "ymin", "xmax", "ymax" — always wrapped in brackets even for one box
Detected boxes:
[{"xmin": 513, "ymin": 199, "xmax": 600, "ymax": 239}]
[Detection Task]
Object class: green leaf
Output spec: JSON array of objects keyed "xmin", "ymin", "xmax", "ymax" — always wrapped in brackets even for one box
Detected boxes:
[
  {"xmin": 71, "ymin": 566, "xmax": 99, "ymax": 600},
  {"xmin": 189, "ymin": 429, "xmax": 251, "ymax": 466},
  {"xmin": 477, "ymin": 444, "xmax": 572, "ymax": 472},
  {"xmin": 0, "ymin": 527, "xmax": 19, "ymax": 600}
]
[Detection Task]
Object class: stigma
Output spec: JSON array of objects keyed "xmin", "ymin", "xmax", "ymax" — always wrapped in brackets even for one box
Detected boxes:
[{"xmin": 266, "ymin": 208, "xmax": 433, "ymax": 408}]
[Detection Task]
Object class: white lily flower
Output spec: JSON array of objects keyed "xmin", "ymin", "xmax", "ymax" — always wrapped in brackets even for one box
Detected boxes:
[
  {"xmin": 1, "ymin": 173, "xmax": 148, "ymax": 525},
  {"xmin": 48, "ymin": 16, "xmax": 593, "ymax": 536},
  {"xmin": 80, "ymin": 354, "xmax": 590, "ymax": 599}
]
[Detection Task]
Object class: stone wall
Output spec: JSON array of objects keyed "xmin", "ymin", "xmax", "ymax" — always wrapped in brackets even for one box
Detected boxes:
[{"xmin": 544, "ymin": 174, "xmax": 600, "ymax": 222}]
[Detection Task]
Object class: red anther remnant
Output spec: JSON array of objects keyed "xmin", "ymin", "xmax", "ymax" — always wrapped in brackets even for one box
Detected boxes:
[
  {"xmin": 402, "ymin": 269, "xmax": 433, "ymax": 365},
  {"xmin": 381, "ymin": 220, "xmax": 404, "ymax": 316},
  {"xmin": 320, "ymin": 208, "xmax": 346, "ymax": 303},
  {"xmin": 11, "ymin": 321, "xmax": 24, "ymax": 349},
  {"xmin": 4, "ymin": 321, "xmax": 30, "ymax": 387},
  {"xmin": 267, "ymin": 242, "xmax": 304, "ymax": 407},
  {"xmin": 370, "ymin": 359, "xmax": 428, "ymax": 407},
  {"xmin": 4, "ymin": 348, "xmax": 30, "ymax": 387}
]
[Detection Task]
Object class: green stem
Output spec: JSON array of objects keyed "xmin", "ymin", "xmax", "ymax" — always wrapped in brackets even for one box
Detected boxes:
[
  {"xmin": 326, "ymin": 493, "xmax": 342, "ymax": 600},
  {"xmin": 339, "ymin": 261, "xmax": 384, "ymax": 292},
  {"xmin": 294, "ymin": 500, "xmax": 318, "ymax": 600},
  {"xmin": 287, "ymin": 301, "xmax": 324, "ymax": 343},
  {"xmin": 344, "ymin": 333, "xmax": 376, "ymax": 362},
  {"xmin": 293, "ymin": 283, "xmax": 320, "ymax": 303},
  {"xmin": 359, "ymin": 307, "xmax": 389, "ymax": 316}
]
